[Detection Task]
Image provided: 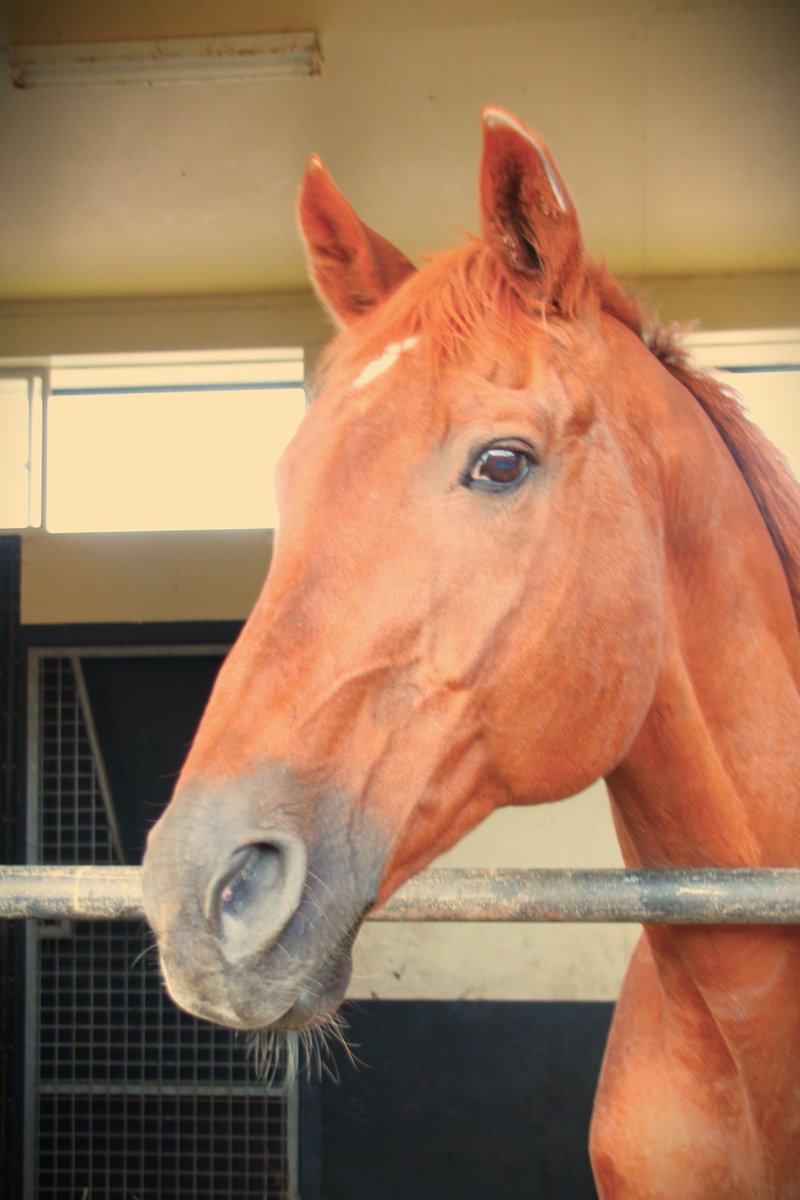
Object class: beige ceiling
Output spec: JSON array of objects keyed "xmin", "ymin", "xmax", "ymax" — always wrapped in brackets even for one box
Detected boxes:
[{"xmin": 1, "ymin": 0, "xmax": 798, "ymax": 304}]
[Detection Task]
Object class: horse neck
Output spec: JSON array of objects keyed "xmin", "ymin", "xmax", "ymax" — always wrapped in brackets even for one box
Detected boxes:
[
  {"xmin": 605, "ymin": 339, "xmax": 800, "ymax": 872},
  {"xmin": 601, "ymin": 343, "xmax": 800, "ymax": 1125}
]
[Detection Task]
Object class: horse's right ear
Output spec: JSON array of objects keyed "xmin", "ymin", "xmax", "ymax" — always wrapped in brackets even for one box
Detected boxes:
[
  {"xmin": 298, "ymin": 157, "xmax": 416, "ymax": 328},
  {"xmin": 479, "ymin": 108, "xmax": 587, "ymax": 313}
]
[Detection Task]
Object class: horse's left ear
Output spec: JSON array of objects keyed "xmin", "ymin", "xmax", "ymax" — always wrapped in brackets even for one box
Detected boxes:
[
  {"xmin": 298, "ymin": 156, "xmax": 416, "ymax": 327},
  {"xmin": 479, "ymin": 108, "xmax": 586, "ymax": 312}
]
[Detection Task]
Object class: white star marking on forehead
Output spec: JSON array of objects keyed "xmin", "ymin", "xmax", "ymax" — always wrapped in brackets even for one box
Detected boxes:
[{"xmin": 352, "ymin": 336, "xmax": 420, "ymax": 392}]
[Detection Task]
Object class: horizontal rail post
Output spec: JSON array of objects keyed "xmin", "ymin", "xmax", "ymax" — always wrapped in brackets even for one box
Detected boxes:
[{"xmin": 1, "ymin": 865, "xmax": 800, "ymax": 924}]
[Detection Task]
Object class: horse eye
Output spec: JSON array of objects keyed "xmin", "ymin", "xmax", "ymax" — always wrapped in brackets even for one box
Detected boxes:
[{"xmin": 466, "ymin": 444, "xmax": 535, "ymax": 491}]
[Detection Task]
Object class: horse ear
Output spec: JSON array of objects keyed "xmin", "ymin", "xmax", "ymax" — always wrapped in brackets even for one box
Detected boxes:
[
  {"xmin": 479, "ymin": 107, "xmax": 586, "ymax": 312},
  {"xmin": 298, "ymin": 156, "xmax": 416, "ymax": 327}
]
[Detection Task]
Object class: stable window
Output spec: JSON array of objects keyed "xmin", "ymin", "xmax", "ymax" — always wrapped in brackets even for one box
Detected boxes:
[
  {"xmin": 1, "ymin": 337, "xmax": 796, "ymax": 530},
  {"xmin": 688, "ymin": 330, "xmax": 800, "ymax": 473},
  {"xmin": 0, "ymin": 372, "xmax": 44, "ymax": 528},
  {"xmin": 0, "ymin": 350, "xmax": 305, "ymax": 533}
]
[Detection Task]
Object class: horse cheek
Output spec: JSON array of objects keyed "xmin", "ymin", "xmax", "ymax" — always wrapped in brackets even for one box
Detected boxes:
[{"xmin": 480, "ymin": 548, "xmax": 662, "ymax": 803}]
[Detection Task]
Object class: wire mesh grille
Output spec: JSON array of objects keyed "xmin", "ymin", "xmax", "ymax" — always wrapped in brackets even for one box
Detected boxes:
[
  {"xmin": 0, "ymin": 537, "xmax": 21, "ymax": 1200},
  {"xmin": 38, "ymin": 659, "xmax": 116, "ymax": 868},
  {"xmin": 29, "ymin": 655, "xmax": 296, "ymax": 1199}
]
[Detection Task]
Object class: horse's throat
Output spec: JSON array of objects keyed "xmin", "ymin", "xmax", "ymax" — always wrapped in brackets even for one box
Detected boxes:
[{"xmin": 607, "ymin": 623, "xmax": 800, "ymax": 870}]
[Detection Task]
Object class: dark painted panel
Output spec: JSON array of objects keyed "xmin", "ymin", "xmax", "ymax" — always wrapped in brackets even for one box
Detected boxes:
[
  {"xmin": 315, "ymin": 1000, "xmax": 611, "ymax": 1200},
  {"xmin": 80, "ymin": 653, "xmax": 224, "ymax": 861}
]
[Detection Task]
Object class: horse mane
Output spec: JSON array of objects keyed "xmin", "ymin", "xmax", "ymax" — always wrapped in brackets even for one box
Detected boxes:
[
  {"xmin": 320, "ymin": 239, "xmax": 800, "ymax": 626},
  {"xmin": 642, "ymin": 321, "xmax": 800, "ymax": 627},
  {"xmin": 591, "ymin": 275, "xmax": 800, "ymax": 632}
]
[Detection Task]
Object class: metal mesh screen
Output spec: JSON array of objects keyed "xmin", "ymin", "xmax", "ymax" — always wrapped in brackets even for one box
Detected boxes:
[
  {"xmin": 0, "ymin": 537, "xmax": 21, "ymax": 1200},
  {"xmin": 27, "ymin": 654, "xmax": 297, "ymax": 1199}
]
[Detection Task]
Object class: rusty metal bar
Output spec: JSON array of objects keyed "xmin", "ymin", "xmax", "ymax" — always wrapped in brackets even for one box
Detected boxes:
[
  {"xmin": 0, "ymin": 866, "xmax": 145, "ymax": 920},
  {"xmin": 1, "ymin": 864, "xmax": 800, "ymax": 924}
]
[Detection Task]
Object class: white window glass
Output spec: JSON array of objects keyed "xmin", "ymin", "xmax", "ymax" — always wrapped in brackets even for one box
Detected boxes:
[
  {"xmin": 715, "ymin": 368, "xmax": 800, "ymax": 476},
  {"xmin": 689, "ymin": 332, "xmax": 800, "ymax": 475},
  {"xmin": 45, "ymin": 352, "xmax": 305, "ymax": 533},
  {"xmin": 0, "ymin": 374, "xmax": 43, "ymax": 529}
]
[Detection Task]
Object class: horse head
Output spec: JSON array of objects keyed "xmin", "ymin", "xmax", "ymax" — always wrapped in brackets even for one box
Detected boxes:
[{"xmin": 142, "ymin": 109, "xmax": 668, "ymax": 1032}]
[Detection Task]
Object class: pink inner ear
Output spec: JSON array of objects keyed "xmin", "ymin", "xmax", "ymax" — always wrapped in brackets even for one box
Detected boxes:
[
  {"xmin": 298, "ymin": 157, "xmax": 415, "ymax": 327},
  {"xmin": 479, "ymin": 106, "xmax": 587, "ymax": 313},
  {"xmin": 482, "ymin": 108, "xmax": 569, "ymax": 214}
]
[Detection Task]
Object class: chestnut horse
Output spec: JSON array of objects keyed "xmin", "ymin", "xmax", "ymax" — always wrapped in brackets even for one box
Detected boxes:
[{"xmin": 142, "ymin": 109, "xmax": 800, "ymax": 1198}]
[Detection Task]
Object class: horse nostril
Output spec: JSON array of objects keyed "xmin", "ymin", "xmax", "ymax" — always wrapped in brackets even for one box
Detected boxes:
[
  {"xmin": 206, "ymin": 835, "xmax": 308, "ymax": 967},
  {"xmin": 218, "ymin": 843, "xmax": 281, "ymax": 917}
]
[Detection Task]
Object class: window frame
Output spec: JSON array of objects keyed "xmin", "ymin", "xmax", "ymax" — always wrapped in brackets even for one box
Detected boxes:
[{"xmin": 0, "ymin": 350, "xmax": 305, "ymax": 535}]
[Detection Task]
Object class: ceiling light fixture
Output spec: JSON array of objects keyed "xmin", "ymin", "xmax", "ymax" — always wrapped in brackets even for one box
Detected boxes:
[{"xmin": 10, "ymin": 32, "xmax": 322, "ymax": 89}]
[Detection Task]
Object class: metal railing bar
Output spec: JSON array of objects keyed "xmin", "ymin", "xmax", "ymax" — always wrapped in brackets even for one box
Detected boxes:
[{"xmin": 1, "ymin": 864, "xmax": 800, "ymax": 924}]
